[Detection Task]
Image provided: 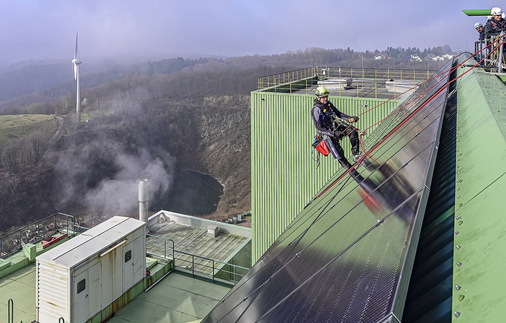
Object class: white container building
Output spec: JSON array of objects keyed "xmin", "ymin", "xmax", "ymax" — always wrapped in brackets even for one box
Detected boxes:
[{"xmin": 36, "ymin": 216, "xmax": 146, "ymax": 323}]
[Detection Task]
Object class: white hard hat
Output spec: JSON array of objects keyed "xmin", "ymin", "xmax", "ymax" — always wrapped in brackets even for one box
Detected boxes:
[
  {"xmin": 474, "ymin": 22, "xmax": 483, "ymax": 28},
  {"xmin": 491, "ymin": 7, "xmax": 503, "ymax": 15}
]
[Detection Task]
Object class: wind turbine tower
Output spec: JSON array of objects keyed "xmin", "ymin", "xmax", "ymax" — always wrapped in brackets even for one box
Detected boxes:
[{"xmin": 72, "ymin": 33, "xmax": 82, "ymax": 124}]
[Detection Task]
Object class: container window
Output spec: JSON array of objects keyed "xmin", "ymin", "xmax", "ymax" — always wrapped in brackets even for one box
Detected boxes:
[
  {"xmin": 125, "ymin": 250, "xmax": 132, "ymax": 263},
  {"xmin": 77, "ymin": 279, "xmax": 86, "ymax": 294}
]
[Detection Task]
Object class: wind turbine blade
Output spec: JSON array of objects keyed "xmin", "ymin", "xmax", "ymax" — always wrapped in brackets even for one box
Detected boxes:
[
  {"xmin": 73, "ymin": 64, "xmax": 77, "ymax": 80},
  {"xmin": 74, "ymin": 33, "xmax": 79, "ymax": 59}
]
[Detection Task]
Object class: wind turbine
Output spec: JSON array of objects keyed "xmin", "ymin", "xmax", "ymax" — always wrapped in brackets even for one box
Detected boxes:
[{"xmin": 72, "ymin": 33, "xmax": 82, "ymax": 124}]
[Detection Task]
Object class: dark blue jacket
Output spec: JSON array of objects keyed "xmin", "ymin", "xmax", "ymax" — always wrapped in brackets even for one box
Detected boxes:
[
  {"xmin": 479, "ymin": 29, "xmax": 485, "ymax": 41},
  {"xmin": 311, "ymin": 98, "xmax": 351, "ymax": 137},
  {"xmin": 484, "ymin": 18, "xmax": 506, "ymax": 39}
]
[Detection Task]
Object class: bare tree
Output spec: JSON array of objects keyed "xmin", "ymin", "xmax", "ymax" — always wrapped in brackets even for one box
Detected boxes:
[{"xmin": 1, "ymin": 142, "xmax": 21, "ymax": 174}]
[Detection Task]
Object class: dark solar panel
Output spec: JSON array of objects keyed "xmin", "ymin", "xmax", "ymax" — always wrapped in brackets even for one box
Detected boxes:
[{"xmin": 203, "ymin": 60, "xmax": 453, "ymax": 323}]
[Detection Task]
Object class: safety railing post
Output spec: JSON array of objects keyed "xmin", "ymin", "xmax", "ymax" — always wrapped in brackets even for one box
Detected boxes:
[
  {"xmin": 8, "ymin": 298, "xmax": 13, "ymax": 323},
  {"xmin": 212, "ymin": 260, "xmax": 215, "ymax": 283},
  {"xmin": 498, "ymin": 32, "xmax": 504, "ymax": 73},
  {"xmin": 192, "ymin": 255, "xmax": 195, "ymax": 277}
]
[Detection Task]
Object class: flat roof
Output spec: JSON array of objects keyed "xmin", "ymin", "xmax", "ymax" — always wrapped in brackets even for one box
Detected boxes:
[
  {"xmin": 147, "ymin": 219, "xmax": 249, "ymax": 275},
  {"xmin": 0, "ymin": 264, "xmax": 35, "ymax": 323},
  {"xmin": 0, "ymin": 262, "xmax": 230, "ymax": 323},
  {"xmin": 109, "ymin": 272, "xmax": 230, "ymax": 323}
]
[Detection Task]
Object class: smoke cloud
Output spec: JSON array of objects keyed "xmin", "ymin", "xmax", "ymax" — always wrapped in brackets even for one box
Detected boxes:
[
  {"xmin": 53, "ymin": 136, "xmax": 174, "ymax": 218},
  {"xmin": 84, "ymin": 148, "xmax": 173, "ymax": 215}
]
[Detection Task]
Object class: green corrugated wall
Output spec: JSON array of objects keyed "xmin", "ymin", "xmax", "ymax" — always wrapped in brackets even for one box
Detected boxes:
[{"xmin": 251, "ymin": 92, "xmax": 399, "ymax": 261}]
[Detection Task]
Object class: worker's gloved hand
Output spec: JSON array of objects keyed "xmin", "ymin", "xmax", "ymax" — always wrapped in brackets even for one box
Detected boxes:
[{"xmin": 348, "ymin": 116, "xmax": 359, "ymax": 123}]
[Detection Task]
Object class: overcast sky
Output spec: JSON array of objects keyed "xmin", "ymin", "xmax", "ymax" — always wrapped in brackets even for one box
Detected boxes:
[{"xmin": 0, "ymin": 0, "xmax": 500, "ymax": 65}]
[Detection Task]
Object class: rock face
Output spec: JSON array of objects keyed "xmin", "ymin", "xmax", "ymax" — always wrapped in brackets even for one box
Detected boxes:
[{"xmin": 0, "ymin": 94, "xmax": 251, "ymax": 231}]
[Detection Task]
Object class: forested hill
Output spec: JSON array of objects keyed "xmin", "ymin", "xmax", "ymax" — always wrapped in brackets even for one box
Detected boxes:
[{"xmin": 0, "ymin": 45, "xmax": 453, "ymax": 114}]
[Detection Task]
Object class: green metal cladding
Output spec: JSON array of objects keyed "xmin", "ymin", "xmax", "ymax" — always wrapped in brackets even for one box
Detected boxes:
[
  {"xmin": 250, "ymin": 92, "xmax": 398, "ymax": 261},
  {"xmin": 451, "ymin": 57, "xmax": 506, "ymax": 322}
]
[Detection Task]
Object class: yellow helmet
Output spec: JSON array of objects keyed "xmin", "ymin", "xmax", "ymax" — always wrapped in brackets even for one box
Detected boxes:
[{"xmin": 315, "ymin": 86, "xmax": 329, "ymax": 97}]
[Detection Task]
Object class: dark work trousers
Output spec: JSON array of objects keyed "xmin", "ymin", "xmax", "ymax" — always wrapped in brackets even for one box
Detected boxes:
[{"xmin": 324, "ymin": 125, "xmax": 359, "ymax": 169}]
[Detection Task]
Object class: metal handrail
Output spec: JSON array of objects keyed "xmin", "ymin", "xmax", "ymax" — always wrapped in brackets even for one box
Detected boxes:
[
  {"xmin": 257, "ymin": 67, "xmax": 318, "ymax": 91},
  {"xmin": 71, "ymin": 226, "xmax": 248, "ymax": 285},
  {"xmin": 321, "ymin": 67, "xmax": 434, "ymax": 81},
  {"xmin": 146, "ymin": 234, "xmax": 175, "ymax": 261},
  {"xmin": 474, "ymin": 34, "xmax": 505, "ymax": 72},
  {"xmin": 145, "ymin": 234, "xmax": 248, "ymax": 285},
  {"xmin": 172, "ymin": 249, "xmax": 249, "ymax": 284},
  {"xmin": 257, "ymin": 66, "xmax": 436, "ymax": 98},
  {"xmin": 0, "ymin": 212, "xmax": 75, "ymax": 259}
]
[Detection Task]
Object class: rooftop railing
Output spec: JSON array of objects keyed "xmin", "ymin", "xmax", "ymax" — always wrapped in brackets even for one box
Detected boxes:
[
  {"xmin": 146, "ymin": 234, "xmax": 249, "ymax": 286},
  {"xmin": 73, "ymin": 224, "xmax": 249, "ymax": 286},
  {"xmin": 0, "ymin": 212, "xmax": 75, "ymax": 259},
  {"xmin": 257, "ymin": 66, "xmax": 437, "ymax": 99},
  {"xmin": 474, "ymin": 33, "xmax": 505, "ymax": 73},
  {"xmin": 257, "ymin": 67, "xmax": 318, "ymax": 92},
  {"xmin": 0, "ymin": 214, "xmax": 249, "ymax": 286}
]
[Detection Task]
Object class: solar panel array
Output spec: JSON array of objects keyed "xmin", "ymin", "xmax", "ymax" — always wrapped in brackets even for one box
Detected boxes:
[{"xmin": 203, "ymin": 60, "xmax": 453, "ymax": 323}]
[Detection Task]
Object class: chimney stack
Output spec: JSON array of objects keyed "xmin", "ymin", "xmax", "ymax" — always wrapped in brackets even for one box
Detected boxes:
[{"xmin": 138, "ymin": 179, "xmax": 149, "ymax": 224}]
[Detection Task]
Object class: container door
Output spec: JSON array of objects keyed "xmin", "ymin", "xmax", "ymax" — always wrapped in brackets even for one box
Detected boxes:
[
  {"xmin": 101, "ymin": 243, "xmax": 123, "ymax": 303},
  {"xmin": 123, "ymin": 242, "xmax": 134, "ymax": 291},
  {"xmin": 133, "ymin": 236, "xmax": 145, "ymax": 284},
  {"xmin": 73, "ymin": 270, "xmax": 89, "ymax": 322},
  {"xmin": 101, "ymin": 253, "xmax": 113, "ymax": 307},
  {"xmin": 88, "ymin": 262, "xmax": 102, "ymax": 317}
]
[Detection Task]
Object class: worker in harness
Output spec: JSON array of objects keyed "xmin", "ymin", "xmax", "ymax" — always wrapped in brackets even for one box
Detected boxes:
[
  {"xmin": 311, "ymin": 86, "xmax": 361, "ymax": 170},
  {"xmin": 484, "ymin": 7, "xmax": 505, "ymax": 39}
]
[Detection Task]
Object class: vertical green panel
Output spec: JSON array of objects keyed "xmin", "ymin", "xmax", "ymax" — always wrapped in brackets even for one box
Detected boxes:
[
  {"xmin": 251, "ymin": 92, "xmax": 398, "ymax": 261},
  {"xmin": 451, "ymin": 62, "xmax": 506, "ymax": 322}
]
